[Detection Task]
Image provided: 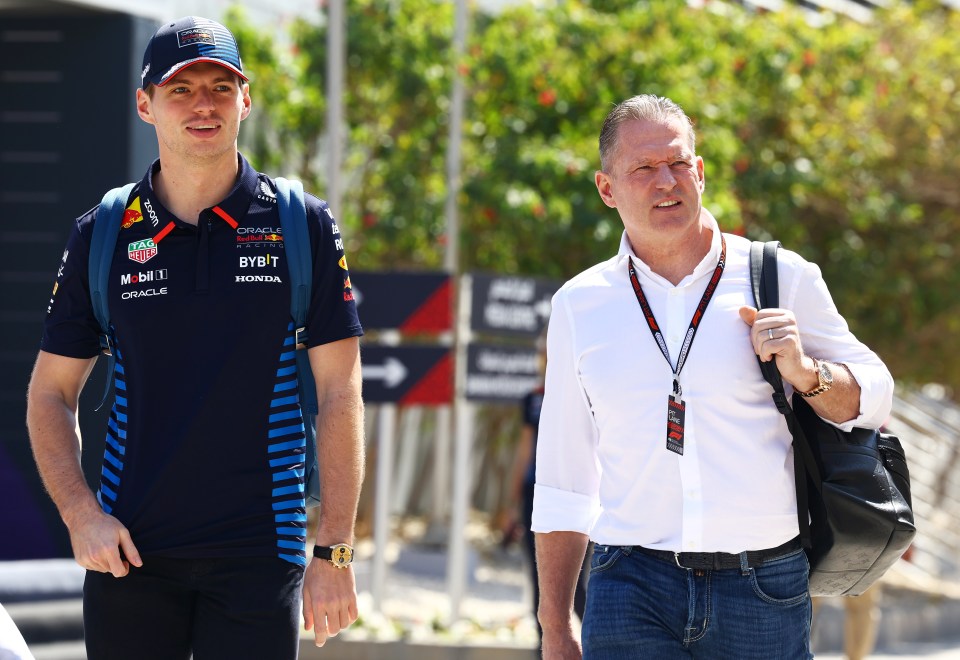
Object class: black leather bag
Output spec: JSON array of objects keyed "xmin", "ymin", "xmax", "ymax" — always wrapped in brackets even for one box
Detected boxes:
[{"xmin": 750, "ymin": 240, "xmax": 917, "ymax": 596}]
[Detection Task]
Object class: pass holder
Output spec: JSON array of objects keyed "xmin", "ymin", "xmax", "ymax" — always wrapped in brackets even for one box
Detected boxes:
[
  {"xmin": 666, "ymin": 376, "xmax": 685, "ymax": 455},
  {"xmin": 627, "ymin": 236, "xmax": 726, "ymax": 458}
]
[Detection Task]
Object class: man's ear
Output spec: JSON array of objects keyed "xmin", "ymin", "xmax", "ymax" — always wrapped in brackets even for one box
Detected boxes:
[
  {"xmin": 240, "ymin": 83, "xmax": 252, "ymax": 121},
  {"xmin": 136, "ymin": 88, "xmax": 155, "ymax": 125},
  {"xmin": 595, "ymin": 170, "xmax": 617, "ymax": 209}
]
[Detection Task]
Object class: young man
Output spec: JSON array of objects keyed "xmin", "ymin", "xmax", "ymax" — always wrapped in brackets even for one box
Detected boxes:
[
  {"xmin": 26, "ymin": 17, "xmax": 364, "ymax": 659},
  {"xmin": 531, "ymin": 95, "xmax": 893, "ymax": 659}
]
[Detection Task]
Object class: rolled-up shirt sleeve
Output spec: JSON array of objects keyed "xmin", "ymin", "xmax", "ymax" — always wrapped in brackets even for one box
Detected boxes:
[
  {"xmin": 531, "ymin": 290, "xmax": 602, "ymax": 535},
  {"xmin": 784, "ymin": 254, "xmax": 894, "ymax": 432}
]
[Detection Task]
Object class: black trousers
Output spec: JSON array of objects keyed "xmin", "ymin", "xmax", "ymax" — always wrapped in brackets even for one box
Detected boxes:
[{"xmin": 83, "ymin": 555, "xmax": 304, "ymax": 660}]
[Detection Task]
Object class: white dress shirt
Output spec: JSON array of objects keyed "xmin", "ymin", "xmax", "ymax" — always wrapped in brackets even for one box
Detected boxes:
[{"xmin": 531, "ymin": 214, "xmax": 894, "ymax": 553}]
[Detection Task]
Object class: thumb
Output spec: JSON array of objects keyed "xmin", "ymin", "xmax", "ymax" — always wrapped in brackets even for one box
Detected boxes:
[
  {"xmin": 118, "ymin": 529, "xmax": 142, "ymax": 568},
  {"xmin": 738, "ymin": 306, "xmax": 758, "ymax": 326}
]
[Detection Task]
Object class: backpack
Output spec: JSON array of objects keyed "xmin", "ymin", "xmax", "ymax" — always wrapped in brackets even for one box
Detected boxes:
[
  {"xmin": 88, "ymin": 178, "xmax": 321, "ymax": 508},
  {"xmin": 749, "ymin": 240, "xmax": 915, "ymax": 596}
]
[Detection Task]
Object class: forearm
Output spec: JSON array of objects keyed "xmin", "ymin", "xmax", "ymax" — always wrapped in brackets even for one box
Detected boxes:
[
  {"xmin": 26, "ymin": 391, "xmax": 100, "ymax": 529},
  {"xmin": 791, "ymin": 358, "xmax": 861, "ymax": 424},
  {"xmin": 535, "ymin": 530, "xmax": 589, "ymax": 632},
  {"xmin": 314, "ymin": 387, "xmax": 365, "ymax": 545}
]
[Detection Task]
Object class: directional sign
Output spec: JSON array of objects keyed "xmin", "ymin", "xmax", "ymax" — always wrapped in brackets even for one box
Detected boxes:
[
  {"xmin": 352, "ymin": 272, "xmax": 451, "ymax": 333},
  {"xmin": 361, "ymin": 345, "xmax": 453, "ymax": 404},
  {"xmin": 465, "ymin": 343, "xmax": 540, "ymax": 403},
  {"xmin": 470, "ymin": 274, "xmax": 562, "ymax": 338}
]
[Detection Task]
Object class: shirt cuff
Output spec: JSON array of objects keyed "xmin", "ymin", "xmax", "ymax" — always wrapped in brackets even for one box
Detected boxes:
[
  {"xmin": 830, "ymin": 362, "xmax": 894, "ymax": 432},
  {"xmin": 531, "ymin": 483, "xmax": 601, "ymax": 535}
]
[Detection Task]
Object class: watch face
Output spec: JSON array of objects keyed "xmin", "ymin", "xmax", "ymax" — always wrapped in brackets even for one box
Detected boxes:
[
  {"xmin": 819, "ymin": 362, "xmax": 833, "ymax": 385},
  {"xmin": 331, "ymin": 544, "xmax": 354, "ymax": 567}
]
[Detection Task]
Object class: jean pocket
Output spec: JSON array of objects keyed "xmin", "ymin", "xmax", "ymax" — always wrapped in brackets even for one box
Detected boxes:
[
  {"xmin": 590, "ymin": 545, "xmax": 626, "ymax": 574},
  {"xmin": 750, "ymin": 550, "xmax": 810, "ymax": 606}
]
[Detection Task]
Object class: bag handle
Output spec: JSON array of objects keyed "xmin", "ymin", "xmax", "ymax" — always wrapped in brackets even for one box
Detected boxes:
[{"xmin": 749, "ymin": 240, "xmax": 819, "ymax": 548}]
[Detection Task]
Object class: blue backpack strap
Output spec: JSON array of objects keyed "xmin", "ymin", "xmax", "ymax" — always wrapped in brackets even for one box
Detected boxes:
[
  {"xmin": 275, "ymin": 177, "xmax": 321, "ymax": 507},
  {"xmin": 89, "ymin": 183, "xmax": 136, "ymax": 411}
]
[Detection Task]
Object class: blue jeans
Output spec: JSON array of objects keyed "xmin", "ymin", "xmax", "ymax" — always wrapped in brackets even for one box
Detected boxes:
[{"xmin": 582, "ymin": 544, "xmax": 812, "ymax": 659}]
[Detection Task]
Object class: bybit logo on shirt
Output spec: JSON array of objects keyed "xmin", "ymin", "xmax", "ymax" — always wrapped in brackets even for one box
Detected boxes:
[{"xmin": 239, "ymin": 255, "xmax": 279, "ymax": 268}]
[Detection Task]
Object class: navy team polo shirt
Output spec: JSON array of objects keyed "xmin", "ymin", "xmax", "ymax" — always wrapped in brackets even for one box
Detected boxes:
[{"xmin": 41, "ymin": 154, "xmax": 363, "ymax": 566}]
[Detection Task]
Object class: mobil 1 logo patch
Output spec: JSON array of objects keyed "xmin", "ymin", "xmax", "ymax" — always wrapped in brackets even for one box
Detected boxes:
[{"xmin": 120, "ymin": 269, "xmax": 168, "ymax": 286}]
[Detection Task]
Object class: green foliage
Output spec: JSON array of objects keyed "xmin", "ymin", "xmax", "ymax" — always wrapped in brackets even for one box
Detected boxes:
[{"xmin": 225, "ymin": 1, "xmax": 960, "ymax": 390}]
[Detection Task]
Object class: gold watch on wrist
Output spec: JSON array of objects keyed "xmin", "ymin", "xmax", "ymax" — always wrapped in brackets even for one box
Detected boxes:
[
  {"xmin": 798, "ymin": 359, "xmax": 833, "ymax": 398},
  {"xmin": 313, "ymin": 543, "xmax": 354, "ymax": 568}
]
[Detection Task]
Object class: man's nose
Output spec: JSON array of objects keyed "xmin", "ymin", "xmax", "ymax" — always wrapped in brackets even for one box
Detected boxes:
[
  {"xmin": 654, "ymin": 164, "xmax": 678, "ymax": 189},
  {"xmin": 192, "ymin": 89, "xmax": 215, "ymax": 112}
]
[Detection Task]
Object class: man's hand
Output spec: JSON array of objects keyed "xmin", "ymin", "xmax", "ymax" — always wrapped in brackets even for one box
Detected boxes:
[
  {"xmin": 739, "ymin": 306, "xmax": 817, "ymax": 392},
  {"xmin": 68, "ymin": 506, "xmax": 142, "ymax": 577},
  {"xmin": 542, "ymin": 628, "xmax": 582, "ymax": 660},
  {"xmin": 302, "ymin": 557, "xmax": 358, "ymax": 647}
]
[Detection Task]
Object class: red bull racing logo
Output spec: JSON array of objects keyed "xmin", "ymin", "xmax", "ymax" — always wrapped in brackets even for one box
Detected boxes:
[
  {"xmin": 122, "ymin": 197, "xmax": 144, "ymax": 229},
  {"xmin": 128, "ymin": 238, "xmax": 158, "ymax": 264}
]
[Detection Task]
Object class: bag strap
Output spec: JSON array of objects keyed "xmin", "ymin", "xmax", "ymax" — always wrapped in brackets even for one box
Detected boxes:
[
  {"xmin": 274, "ymin": 177, "xmax": 318, "ymax": 417},
  {"xmin": 89, "ymin": 183, "xmax": 136, "ymax": 411},
  {"xmin": 749, "ymin": 240, "xmax": 818, "ymax": 548}
]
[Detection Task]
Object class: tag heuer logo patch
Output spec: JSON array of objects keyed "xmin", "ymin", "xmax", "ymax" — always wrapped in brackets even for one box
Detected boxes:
[{"xmin": 128, "ymin": 239, "xmax": 158, "ymax": 264}]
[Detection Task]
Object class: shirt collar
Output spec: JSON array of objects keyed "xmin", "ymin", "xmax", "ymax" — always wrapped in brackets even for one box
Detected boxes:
[
  {"xmin": 616, "ymin": 209, "xmax": 723, "ymax": 286},
  {"xmin": 139, "ymin": 153, "xmax": 257, "ymax": 228}
]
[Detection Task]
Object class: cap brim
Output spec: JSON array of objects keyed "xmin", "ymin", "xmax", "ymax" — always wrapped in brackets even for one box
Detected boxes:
[{"xmin": 151, "ymin": 57, "xmax": 248, "ymax": 88}]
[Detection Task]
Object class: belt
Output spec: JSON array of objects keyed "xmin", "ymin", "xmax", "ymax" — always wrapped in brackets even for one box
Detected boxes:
[{"xmin": 634, "ymin": 536, "xmax": 802, "ymax": 570}]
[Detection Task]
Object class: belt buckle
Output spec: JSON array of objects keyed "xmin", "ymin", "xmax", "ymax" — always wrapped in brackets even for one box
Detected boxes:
[{"xmin": 674, "ymin": 552, "xmax": 684, "ymax": 569}]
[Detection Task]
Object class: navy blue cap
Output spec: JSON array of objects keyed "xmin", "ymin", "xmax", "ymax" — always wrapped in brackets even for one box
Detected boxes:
[{"xmin": 141, "ymin": 16, "xmax": 247, "ymax": 90}]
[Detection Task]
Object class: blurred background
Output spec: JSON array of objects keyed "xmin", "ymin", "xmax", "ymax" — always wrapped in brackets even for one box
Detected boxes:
[{"xmin": 1, "ymin": 0, "xmax": 958, "ymax": 657}]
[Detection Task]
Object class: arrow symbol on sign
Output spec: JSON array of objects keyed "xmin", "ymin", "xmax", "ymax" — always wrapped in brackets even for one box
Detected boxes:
[{"xmin": 362, "ymin": 357, "xmax": 408, "ymax": 388}]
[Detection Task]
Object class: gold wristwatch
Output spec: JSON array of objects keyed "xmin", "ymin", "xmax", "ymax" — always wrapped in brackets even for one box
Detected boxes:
[
  {"xmin": 798, "ymin": 359, "xmax": 833, "ymax": 398},
  {"xmin": 313, "ymin": 543, "xmax": 354, "ymax": 568}
]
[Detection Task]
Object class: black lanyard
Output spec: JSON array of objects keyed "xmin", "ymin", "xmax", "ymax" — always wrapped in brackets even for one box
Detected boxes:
[{"xmin": 627, "ymin": 234, "xmax": 726, "ymax": 398}]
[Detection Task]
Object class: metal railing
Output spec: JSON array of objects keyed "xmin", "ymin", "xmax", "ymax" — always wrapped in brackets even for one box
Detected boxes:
[{"xmin": 887, "ymin": 386, "xmax": 960, "ymax": 584}]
